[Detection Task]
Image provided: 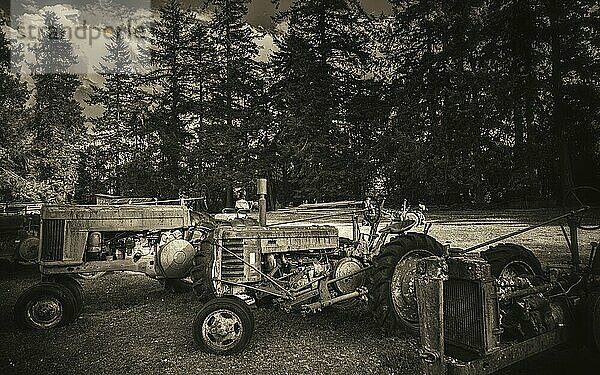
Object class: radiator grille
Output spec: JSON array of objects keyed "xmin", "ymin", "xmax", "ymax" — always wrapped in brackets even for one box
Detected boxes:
[
  {"xmin": 41, "ymin": 219, "xmax": 65, "ymax": 261},
  {"xmin": 221, "ymin": 238, "xmax": 245, "ymax": 280},
  {"xmin": 444, "ymin": 278, "xmax": 485, "ymax": 353}
]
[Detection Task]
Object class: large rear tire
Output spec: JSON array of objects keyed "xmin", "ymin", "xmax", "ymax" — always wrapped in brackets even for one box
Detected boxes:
[
  {"xmin": 480, "ymin": 243, "xmax": 542, "ymax": 278},
  {"xmin": 160, "ymin": 278, "xmax": 193, "ymax": 294},
  {"xmin": 583, "ymin": 292, "xmax": 600, "ymax": 353},
  {"xmin": 53, "ymin": 275, "xmax": 85, "ymax": 318},
  {"xmin": 369, "ymin": 233, "xmax": 444, "ymax": 333},
  {"xmin": 193, "ymin": 297, "xmax": 254, "ymax": 355},
  {"xmin": 190, "ymin": 234, "xmax": 216, "ymax": 301},
  {"xmin": 14, "ymin": 282, "xmax": 77, "ymax": 329}
]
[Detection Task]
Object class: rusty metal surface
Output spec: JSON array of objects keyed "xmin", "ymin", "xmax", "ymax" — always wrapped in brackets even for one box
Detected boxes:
[
  {"xmin": 38, "ymin": 205, "xmax": 192, "ymax": 264},
  {"xmin": 446, "ymin": 257, "xmax": 494, "ymax": 281},
  {"xmin": 446, "ymin": 328, "xmax": 570, "ymax": 375},
  {"xmin": 416, "ymin": 256, "xmax": 448, "ymax": 375},
  {"xmin": 41, "ymin": 205, "xmax": 191, "ymax": 230}
]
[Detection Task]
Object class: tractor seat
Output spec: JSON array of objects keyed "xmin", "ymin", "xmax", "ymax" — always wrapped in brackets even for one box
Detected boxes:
[{"xmin": 380, "ymin": 220, "xmax": 416, "ymax": 234}]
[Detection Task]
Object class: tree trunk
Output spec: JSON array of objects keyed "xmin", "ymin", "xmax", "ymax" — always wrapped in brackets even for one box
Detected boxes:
[{"xmin": 548, "ymin": 0, "xmax": 574, "ymax": 204}]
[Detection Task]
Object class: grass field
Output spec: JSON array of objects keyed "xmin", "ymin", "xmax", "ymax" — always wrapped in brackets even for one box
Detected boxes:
[{"xmin": 1, "ymin": 209, "xmax": 599, "ymax": 375}]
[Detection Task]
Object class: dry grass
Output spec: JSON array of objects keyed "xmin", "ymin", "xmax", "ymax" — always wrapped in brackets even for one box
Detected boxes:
[{"xmin": 1, "ymin": 209, "xmax": 599, "ymax": 375}]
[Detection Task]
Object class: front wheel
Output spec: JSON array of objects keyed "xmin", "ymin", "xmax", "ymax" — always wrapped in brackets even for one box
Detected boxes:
[
  {"xmin": 369, "ymin": 233, "xmax": 444, "ymax": 333},
  {"xmin": 193, "ymin": 297, "xmax": 254, "ymax": 355},
  {"xmin": 14, "ymin": 282, "xmax": 77, "ymax": 329}
]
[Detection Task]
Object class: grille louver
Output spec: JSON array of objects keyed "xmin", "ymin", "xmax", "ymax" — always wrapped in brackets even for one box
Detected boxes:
[
  {"xmin": 443, "ymin": 278, "xmax": 486, "ymax": 354},
  {"xmin": 221, "ymin": 238, "xmax": 245, "ymax": 280},
  {"xmin": 41, "ymin": 219, "xmax": 65, "ymax": 261}
]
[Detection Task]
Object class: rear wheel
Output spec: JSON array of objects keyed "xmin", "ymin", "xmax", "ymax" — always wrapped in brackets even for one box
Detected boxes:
[
  {"xmin": 193, "ymin": 297, "xmax": 254, "ymax": 355},
  {"xmin": 369, "ymin": 233, "xmax": 444, "ymax": 333},
  {"xmin": 190, "ymin": 235, "xmax": 216, "ymax": 301},
  {"xmin": 592, "ymin": 294, "xmax": 600, "ymax": 352},
  {"xmin": 53, "ymin": 275, "xmax": 84, "ymax": 318},
  {"xmin": 160, "ymin": 278, "xmax": 193, "ymax": 293},
  {"xmin": 14, "ymin": 282, "xmax": 77, "ymax": 329},
  {"xmin": 480, "ymin": 243, "xmax": 542, "ymax": 279},
  {"xmin": 583, "ymin": 292, "xmax": 600, "ymax": 353},
  {"xmin": 481, "ymin": 244, "xmax": 543, "ymax": 340}
]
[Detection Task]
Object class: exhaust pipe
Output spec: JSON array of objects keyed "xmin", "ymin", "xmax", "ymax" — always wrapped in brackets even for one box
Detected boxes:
[{"xmin": 257, "ymin": 179, "xmax": 267, "ymax": 227}]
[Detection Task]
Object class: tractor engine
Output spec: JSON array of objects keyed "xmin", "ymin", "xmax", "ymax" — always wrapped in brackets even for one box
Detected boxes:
[
  {"xmin": 38, "ymin": 204, "xmax": 203, "ymax": 279},
  {"xmin": 495, "ymin": 271, "xmax": 568, "ymax": 342},
  {"xmin": 430, "ymin": 256, "xmax": 572, "ymax": 360},
  {"xmin": 203, "ymin": 225, "xmax": 368, "ymax": 310},
  {"xmin": 265, "ymin": 253, "xmax": 332, "ymax": 290}
]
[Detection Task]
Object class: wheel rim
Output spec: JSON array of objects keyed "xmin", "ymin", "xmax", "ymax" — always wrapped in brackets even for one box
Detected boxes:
[
  {"xmin": 26, "ymin": 297, "xmax": 63, "ymax": 329},
  {"xmin": 202, "ymin": 309, "xmax": 244, "ymax": 352},
  {"xmin": 499, "ymin": 261, "xmax": 534, "ymax": 279},
  {"xmin": 391, "ymin": 250, "xmax": 432, "ymax": 324},
  {"xmin": 497, "ymin": 261, "xmax": 535, "ymax": 295}
]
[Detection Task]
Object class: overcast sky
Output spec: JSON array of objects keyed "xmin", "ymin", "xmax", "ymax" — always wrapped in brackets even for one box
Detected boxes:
[{"xmin": 2, "ymin": 0, "xmax": 392, "ymax": 29}]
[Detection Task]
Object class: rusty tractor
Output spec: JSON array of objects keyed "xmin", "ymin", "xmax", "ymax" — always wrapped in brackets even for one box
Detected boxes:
[
  {"xmin": 0, "ymin": 203, "xmax": 41, "ymax": 264},
  {"xmin": 14, "ymin": 179, "xmax": 443, "ymax": 354},
  {"xmin": 413, "ymin": 201, "xmax": 600, "ymax": 374}
]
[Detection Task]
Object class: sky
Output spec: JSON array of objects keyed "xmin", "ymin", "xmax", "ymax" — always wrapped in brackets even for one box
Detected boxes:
[
  {"xmin": 1, "ymin": 0, "xmax": 392, "ymax": 29},
  {"xmin": 1, "ymin": 0, "xmax": 392, "ymax": 116}
]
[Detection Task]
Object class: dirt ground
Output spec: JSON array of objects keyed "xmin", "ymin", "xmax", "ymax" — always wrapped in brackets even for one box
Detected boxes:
[{"xmin": 1, "ymin": 209, "xmax": 600, "ymax": 375}]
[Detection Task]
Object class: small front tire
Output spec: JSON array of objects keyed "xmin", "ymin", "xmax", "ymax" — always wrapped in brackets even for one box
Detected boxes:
[
  {"xmin": 193, "ymin": 297, "xmax": 254, "ymax": 355},
  {"xmin": 14, "ymin": 282, "xmax": 77, "ymax": 329}
]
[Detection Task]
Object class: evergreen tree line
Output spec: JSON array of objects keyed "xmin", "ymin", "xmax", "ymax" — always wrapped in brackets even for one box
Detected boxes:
[{"xmin": 0, "ymin": 0, "xmax": 598, "ymax": 210}]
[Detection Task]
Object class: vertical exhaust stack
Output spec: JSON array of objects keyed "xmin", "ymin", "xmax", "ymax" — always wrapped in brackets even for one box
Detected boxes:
[{"xmin": 257, "ymin": 179, "xmax": 267, "ymax": 227}]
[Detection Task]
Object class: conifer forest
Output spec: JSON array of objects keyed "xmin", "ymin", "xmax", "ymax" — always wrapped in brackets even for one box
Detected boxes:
[{"xmin": 0, "ymin": 0, "xmax": 598, "ymax": 210}]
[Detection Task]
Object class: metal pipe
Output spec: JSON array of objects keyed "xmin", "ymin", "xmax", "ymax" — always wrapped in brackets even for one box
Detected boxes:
[
  {"xmin": 326, "ymin": 265, "xmax": 373, "ymax": 285},
  {"xmin": 464, "ymin": 207, "xmax": 588, "ymax": 253},
  {"xmin": 302, "ymin": 290, "xmax": 364, "ymax": 311},
  {"xmin": 568, "ymin": 216, "xmax": 580, "ymax": 270},
  {"xmin": 288, "ymin": 265, "xmax": 373, "ymax": 295},
  {"xmin": 266, "ymin": 209, "xmax": 368, "ymax": 227},
  {"xmin": 219, "ymin": 279, "xmax": 288, "ymax": 299},
  {"xmin": 499, "ymin": 284, "xmax": 554, "ymax": 300},
  {"xmin": 257, "ymin": 178, "xmax": 267, "ymax": 227}
]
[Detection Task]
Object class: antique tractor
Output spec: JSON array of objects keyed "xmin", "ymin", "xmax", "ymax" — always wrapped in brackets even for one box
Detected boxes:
[
  {"xmin": 13, "ymin": 203, "xmax": 213, "ymax": 328},
  {"xmin": 0, "ymin": 203, "xmax": 41, "ymax": 263},
  {"xmin": 177, "ymin": 180, "xmax": 442, "ymax": 354},
  {"xmin": 13, "ymin": 179, "xmax": 443, "ymax": 355},
  {"xmin": 414, "ymin": 205, "xmax": 600, "ymax": 374}
]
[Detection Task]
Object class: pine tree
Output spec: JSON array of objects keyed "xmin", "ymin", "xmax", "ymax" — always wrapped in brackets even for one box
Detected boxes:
[
  {"xmin": 269, "ymin": 0, "xmax": 372, "ymax": 204},
  {"xmin": 82, "ymin": 29, "xmax": 142, "ymax": 198},
  {"xmin": 141, "ymin": 0, "xmax": 197, "ymax": 198},
  {"xmin": 29, "ymin": 11, "xmax": 85, "ymax": 203},
  {"xmin": 205, "ymin": 0, "xmax": 264, "ymax": 206},
  {"xmin": 0, "ymin": 13, "xmax": 31, "ymax": 201}
]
